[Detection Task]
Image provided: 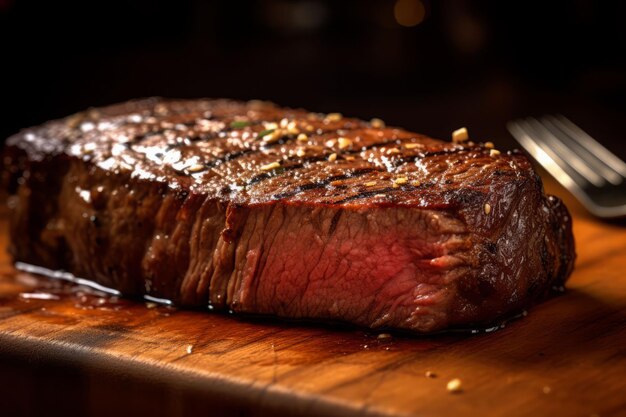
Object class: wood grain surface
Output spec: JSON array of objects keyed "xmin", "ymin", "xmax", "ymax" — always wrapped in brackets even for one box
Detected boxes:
[{"xmin": 0, "ymin": 177, "xmax": 625, "ymax": 417}]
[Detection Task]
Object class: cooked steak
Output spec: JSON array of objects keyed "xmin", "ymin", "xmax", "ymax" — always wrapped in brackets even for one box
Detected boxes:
[{"xmin": 1, "ymin": 98, "xmax": 575, "ymax": 332}]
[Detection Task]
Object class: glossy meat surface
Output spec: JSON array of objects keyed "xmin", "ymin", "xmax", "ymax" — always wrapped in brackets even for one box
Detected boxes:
[{"xmin": 2, "ymin": 98, "xmax": 575, "ymax": 332}]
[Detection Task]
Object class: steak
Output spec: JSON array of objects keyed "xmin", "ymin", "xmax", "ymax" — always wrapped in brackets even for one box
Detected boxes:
[{"xmin": 1, "ymin": 98, "xmax": 575, "ymax": 333}]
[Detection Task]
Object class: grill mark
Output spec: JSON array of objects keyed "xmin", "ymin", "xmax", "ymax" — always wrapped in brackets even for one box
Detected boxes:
[
  {"xmin": 420, "ymin": 147, "xmax": 471, "ymax": 158},
  {"xmin": 180, "ymin": 120, "xmax": 203, "ymax": 127},
  {"xmin": 332, "ymin": 187, "xmax": 403, "ymax": 204},
  {"xmin": 344, "ymin": 140, "xmax": 396, "ymax": 154},
  {"xmin": 270, "ymin": 168, "xmax": 379, "ymax": 199},
  {"xmin": 388, "ymin": 148, "xmax": 470, "ymax": 167},
  {"xmin": 126, "ymin": 111, "xmax": 234, "ymax": 144},
  {"xmin": 187, "ymin": 132, "xmax": 222, "ymax": 142},
  {"xmin": 127, "ymin": 128, "xmax": 167, "ymax": 143},
  {"xmin": 331, "ymin": 180, "xmax": 440, "ymax": 204},
  {"xmin": 134, "ymin": 115, "xmax": 289, "ymax": 145},
  {"xmin": 246, "ymin": 155, "xmax": 329, "ymax": 185},
  {"xmin": 332, "ymin": 179, "xmax": 494, "ymax": 206},
  {"xmin": 140, "ymin": 122, "xmax": 363, "ymax": 157},
  {"xmin": 340, "ymin": 141, "xmax": 467, "ymax": 160},
  {"xmin": 204, "ymin": 149, "xmax": 256, "ymax": 168}
]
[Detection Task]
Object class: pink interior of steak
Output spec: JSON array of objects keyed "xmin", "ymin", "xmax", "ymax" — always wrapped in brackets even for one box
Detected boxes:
[{"xmin": 228, "ymin": 204, "xmax": 470, "ymax": 332}]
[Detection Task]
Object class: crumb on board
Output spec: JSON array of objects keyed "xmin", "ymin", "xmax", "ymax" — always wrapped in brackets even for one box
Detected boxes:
[{"xmin": 447, "ymin": 378, "xmax": 463, "ymax": 393}]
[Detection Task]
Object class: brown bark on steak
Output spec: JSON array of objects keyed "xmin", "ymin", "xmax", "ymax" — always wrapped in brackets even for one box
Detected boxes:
[{"xmin": 1, "ymin": 98, "xmax": 575, "ymax": 333}]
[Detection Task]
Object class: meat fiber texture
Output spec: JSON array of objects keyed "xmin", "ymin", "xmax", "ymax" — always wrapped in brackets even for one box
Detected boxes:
[{"xmin": 1, "ymin": 98, "xmax": 575, "ymax": 333}]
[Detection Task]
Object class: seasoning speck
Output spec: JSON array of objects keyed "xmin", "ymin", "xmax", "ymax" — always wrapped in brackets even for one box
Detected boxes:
[
  {"xmin": 377, "ymin": 333, "xmax": 392, "ymax": 340},
  {"xmin": 260, "ymin": 161, "xmax": 281, "ymax": 171},
  {"xmin": 263, "ymin": 129, "xmax": 282, "ymax": 144},
  {"xmin": 425, "ymin": 371, "xmax": 436, "ymax": 378},
  {"xmin": 484, "ymin": 141, "xmax": 494, "ymax": 149},
  {"xmin": 328, "ymin": 153, "xmax": 337, "ymax": 162},
  {"xmin": 325, "ymin": 112, "xmax": 343, "ymax": 122},
  {"xmin": 447, "ymin": 378, "xmax": 463, "ymax": 393},
  {"xmin": 405, "ymin": 143, "xmax": 420, "ymax": 149},
  {"xmin": 484, "ymin": 203, "xmax": 491, "ymax": 215},
  {"xmin": 186, "ymin": 345, "xmax": 193, "ymax": 354},
  {"xmin": 286, "ymin": 121, "xmax": 299, "ymax": 134},
  {"xmin": 297, "ymin": 133, "xmax": 308, "ymax": 142},
  {"xmin": 452, "ymin": 127, "xmax": 469, "ymax": 143},
  {"xmin": 370, "ymin": 118, "xmax": 385, "ymax": 128},
  {"xmin": 394, "ymin": 177, "xmax": 408, "ymax": 185},
  {"xmin": 186, "ymin": 164, "xmax": 205, "ymax": 173},
  {"xmin": 411, "ymin": 180, "xmax": 421, "ymax": 187},
  {"xmin": 296, "ymin": 148, "xmax": 306, "ymax": 158},
  {"xmin": 338, "ymin": 137, "xmax": 352, "ymax": 149},
  {"xmin": 490, "ymin": 149, "xmax": 501, "ymax": 157},
  {"xmin": 543, "ymin": 386, "xmax": 552, "ymax": 394},
  {"xmin": 365, "ymin": 181, "xmax": 377, "ymax": 187}
]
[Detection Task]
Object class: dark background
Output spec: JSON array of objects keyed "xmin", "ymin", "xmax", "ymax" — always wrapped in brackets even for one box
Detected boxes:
[{"xmin": 1, "ymin": 0, "xmax": 625, "ymax": 155}]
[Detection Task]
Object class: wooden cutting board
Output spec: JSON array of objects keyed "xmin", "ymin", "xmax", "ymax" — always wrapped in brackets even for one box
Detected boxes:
[{"xmin": 1, "ymin": 177, "xmax": 625, "ymax": 417}]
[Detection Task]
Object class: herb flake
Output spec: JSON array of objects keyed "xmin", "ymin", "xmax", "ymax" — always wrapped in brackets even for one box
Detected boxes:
[
  {"xmin": 230, "ymin": 120, "xmax": 250, "ymax": 129},
  {"xmin": 257, "ymin": 128, "xmax": 276, "ymax": 139}
]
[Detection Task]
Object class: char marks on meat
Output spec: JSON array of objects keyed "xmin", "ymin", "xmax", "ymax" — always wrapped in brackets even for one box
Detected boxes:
[{"xmin": 1, "ymin": 98, "xmax": 575, "ymax": 333}]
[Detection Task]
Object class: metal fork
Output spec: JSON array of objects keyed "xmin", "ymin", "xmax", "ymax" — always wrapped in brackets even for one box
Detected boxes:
[{"xmin": 507, "ymin": 115, "xmax": 626, "ymax": 218}]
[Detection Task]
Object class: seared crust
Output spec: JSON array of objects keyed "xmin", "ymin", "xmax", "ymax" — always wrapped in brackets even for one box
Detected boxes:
[{"xmin": 5, "ymin": 98, "xmax": 538, "ymax": 208}]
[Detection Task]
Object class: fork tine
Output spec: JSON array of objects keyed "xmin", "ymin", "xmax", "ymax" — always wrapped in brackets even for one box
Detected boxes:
[
  {"xmin": 524, "ymin": 117, "xmax": 606, "ymax": 187},
  {"xmin": 550, "ymin": 115, "xmax": 626, "ymax": 177},
  {"xmin": 540, "ymin": 116, "xmax": 623, "ymax": 185},
  {"xmin": 506, "ymin": 120, "xmax": 586, "ymax": 191}
]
